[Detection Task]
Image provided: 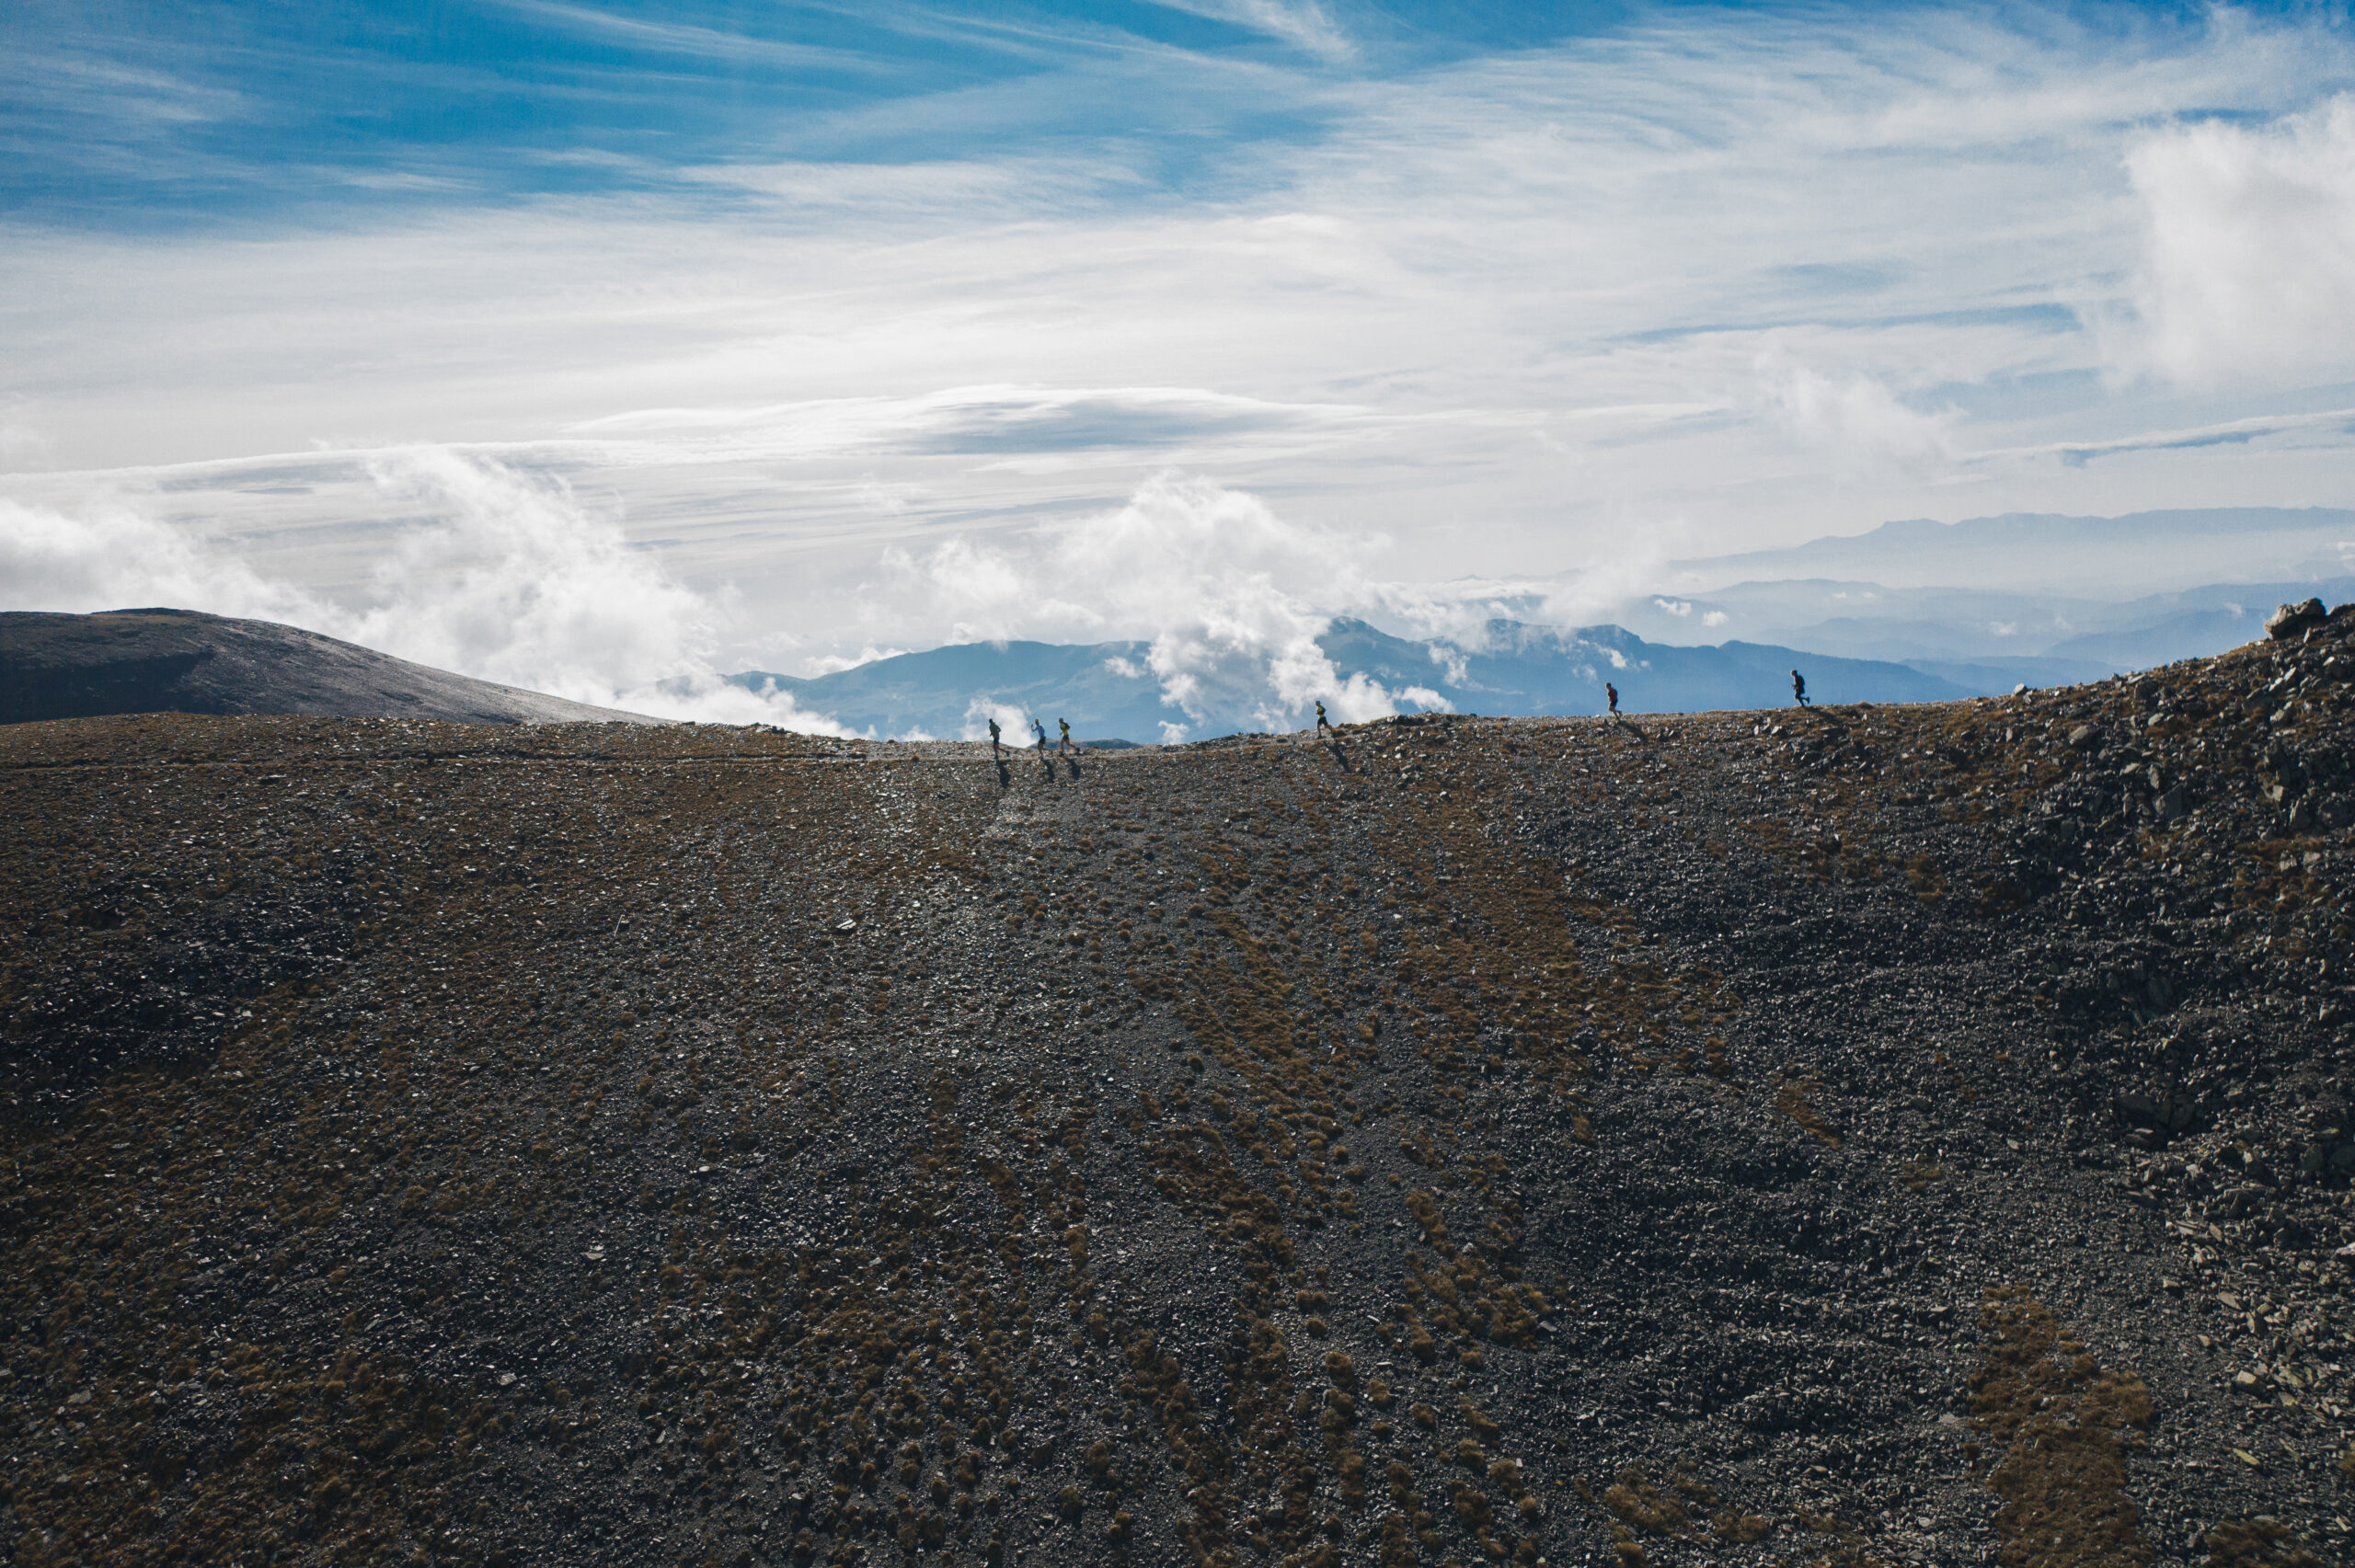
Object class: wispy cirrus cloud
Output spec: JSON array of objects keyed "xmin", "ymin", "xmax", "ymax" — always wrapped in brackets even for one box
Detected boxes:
[
  {"xmin": 6, "ymin": 3, "xmax": 2355, "ymax": 684},
  {"xmin": 1143, "ymin": 0, "xmax": 1353, "ymax": 61}
]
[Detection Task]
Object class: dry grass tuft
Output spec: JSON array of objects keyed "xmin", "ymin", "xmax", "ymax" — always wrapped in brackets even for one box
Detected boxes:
[{"xmin": 1970, "ymin": 1285, "xmax": 2154, "ymax": 1568}]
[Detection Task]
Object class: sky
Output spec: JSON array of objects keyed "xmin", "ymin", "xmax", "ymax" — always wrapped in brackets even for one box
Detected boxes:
[{"xmin": 4, "ymin": 0, "xmax": 2354, "ymax": 730}]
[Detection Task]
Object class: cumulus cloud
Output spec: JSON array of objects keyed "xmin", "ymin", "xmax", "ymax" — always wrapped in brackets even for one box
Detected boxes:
[
  {"xmin": 2128, "ymin": 95, "xmax": 2355, "ymax": 388},
  {"xmin": 959, "ymin": 696, "xmax": 1035, "ymax": 746},
  {"xmin": 0, "ymin": 492, "xmax": 321, "ymax": 625},
  {"xmin": 805, "ymin": 645, "xmax": 909, "ymax": 675},
  {"xmin": 1758, "ymin": 353, "xmax": 1956, "ymax": 472},
  {"xmin": 890, "ymin": 471, "xmax": 1418, "ymax": 730},
  {"xmin": 0, "ymin": 451, "xmax": 852, "ymax": 734}
]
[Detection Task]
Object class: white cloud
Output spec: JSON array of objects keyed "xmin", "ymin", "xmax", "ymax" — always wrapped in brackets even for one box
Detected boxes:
[
  {"xmin": 806, "ymin": 644, "xmax": 908, "ymax": 675},
  {"xmin": 890, "ymin": 471, "xmax": 1417, "ymax": 728},
  {"xmin": 0, "ymin": 492, "xmax": 319, "ymax": 624},
  {"xmin": 2127, "ymin": 95, "xmax": 2355, "ymax": 388},
  {"xmin": 1758, "ymin": 353, "xmax": 1956, "ymax": 472},
  {"xmin": 1143, "ymin": 0, "xmax": 1351, "ymax": 61},
  {"xmin": 7, "ymin": 6, "xmax": 2355, "ymax": 673},
  {"xmin": 1424, "ymin": 643, "xmax": 1470, "ymax": 685},
  {"xmin": 960, "ymin": 696, "xmax": 1034, "ymax": 745},
  {"xmin": 0, "ymin": 451, "xmax": 853, "ymax": 734}
]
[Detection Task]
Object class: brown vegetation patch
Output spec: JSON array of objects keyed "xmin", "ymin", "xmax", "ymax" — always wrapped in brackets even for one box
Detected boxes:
[
  {"xmin": 1970, "ymin": 1285, "xmax": 2154, "ymax": 1568},
  {"xmin": 1776, "ymin": 1075, "xmax": 1841, "ymax": 1147},
  {"xmin": 2201, "ymin": 1517, "xmax": 2325, "ymax": 1567}
]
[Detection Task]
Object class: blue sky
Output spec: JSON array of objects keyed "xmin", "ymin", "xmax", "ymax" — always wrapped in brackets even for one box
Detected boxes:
[
  {"xmin": 7, "ymin": 0, "xmax": 1646, "ymax": 221},
  {"xmin": 4, "ymin": 2, "xmax": 2354, "ymax": 727}
]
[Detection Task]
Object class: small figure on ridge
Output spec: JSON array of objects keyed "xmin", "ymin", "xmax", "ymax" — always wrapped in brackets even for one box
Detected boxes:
[
  {"xmin": 1605, "ymin": 681, "xmax": 1620, "ymax": 717},
  {"xmin": 1791, "ymin": 669, "xmax": 1809, "ymax": 708},
  {"xmin": 1315, "ymin": 700, "xmax": 1330, "ymax": 734}
]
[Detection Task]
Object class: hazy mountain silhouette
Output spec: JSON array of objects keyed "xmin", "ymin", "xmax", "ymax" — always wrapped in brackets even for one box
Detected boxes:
[
  {"xmin": 729, "ymin": 619, "xmax": 1975, "ymax": 740},
  {"xmin": 0, "ymin": 609, "xmax": 657, "ymax": 727}
]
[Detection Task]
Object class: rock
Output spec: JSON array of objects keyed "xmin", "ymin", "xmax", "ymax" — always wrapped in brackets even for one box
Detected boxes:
[
  {"xmin": 2268, "ymin": 599, "xmax": 2326, "ymax": 639},
  {"xmin": 2067, "ymin": 725, "xmax": 2102, "ymax": 750}
]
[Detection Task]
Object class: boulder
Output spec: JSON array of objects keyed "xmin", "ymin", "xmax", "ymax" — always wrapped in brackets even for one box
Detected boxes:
[{"xmin": 2268, "ymin": 599, "xmax": 2326, "ymax": 640}]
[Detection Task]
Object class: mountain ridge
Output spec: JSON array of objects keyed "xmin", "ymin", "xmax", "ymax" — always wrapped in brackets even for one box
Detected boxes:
[
  {"xmin": 0, "ymin": 609, "xmax": 660, "ymax": 728},
  {"xmin": 4, "ymin": 608, "xmax": 2352, "ymax": 1566},
  {"xmin": 729, "ymin": 620, "xmax": 1977, "ymax": 742}
]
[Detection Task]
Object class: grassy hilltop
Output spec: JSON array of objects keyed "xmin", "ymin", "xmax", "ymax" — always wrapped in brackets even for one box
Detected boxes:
[{"xmin": 3, "ymin": 609, "xmax": 2353, "ymax": 1568}]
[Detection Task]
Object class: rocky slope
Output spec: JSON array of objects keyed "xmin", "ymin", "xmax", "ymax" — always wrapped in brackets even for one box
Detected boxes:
[
  {"xmin": 2, "ymin": 603, "xmax": 2352, "ymax": 1568},
  {"xmin": 0, "ymin": 609, "xmax": 656, "ymax": 727}
]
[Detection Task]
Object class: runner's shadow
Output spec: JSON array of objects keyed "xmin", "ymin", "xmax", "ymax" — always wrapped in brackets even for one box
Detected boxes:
[{"xmin": 1610, "ymin": 715, "xmax": 1653, "ymax": 744}]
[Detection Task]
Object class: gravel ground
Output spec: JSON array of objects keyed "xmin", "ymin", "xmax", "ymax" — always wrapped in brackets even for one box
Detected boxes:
[{"xmin": 3, "ymin": 607, "xmax": 2352, "ymax": 1568}]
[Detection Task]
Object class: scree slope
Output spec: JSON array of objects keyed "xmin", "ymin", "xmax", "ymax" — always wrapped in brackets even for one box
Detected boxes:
[{"xmin": 4, "ymin": 605, "xmax": 2353, "ymax": 1568}]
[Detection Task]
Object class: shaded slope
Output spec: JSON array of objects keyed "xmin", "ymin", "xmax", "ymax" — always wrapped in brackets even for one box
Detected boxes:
[
  {"xmin": 1, "ymin": 608, "xmax": 2352, "ymax": 1568},
  {"xmin": 0, "ymin": 609, "xmax": 658, "ymax": 727}
]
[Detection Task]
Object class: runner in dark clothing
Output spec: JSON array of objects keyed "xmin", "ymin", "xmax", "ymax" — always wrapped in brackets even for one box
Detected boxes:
[
  {"xmin": 1058, "ymin": 718, "xmax": 1074, "ymax": 753},
  {"xmin": 1791, "ymin": 670, "xmax": 1809, "ymax": 708},
  {"xmin": 1605, "ymin": 682, "xmax": 1620, "ymax": 716},
  {"xmin": 988, "ymin": 718, "xmax": 1004, "ymax": 757},
  {"xmin": 1315, "ymin": 701, "xmax": 1330, "ymax": 733}
]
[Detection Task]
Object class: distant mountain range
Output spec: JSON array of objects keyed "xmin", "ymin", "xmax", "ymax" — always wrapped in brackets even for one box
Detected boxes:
[
  {"xmin": 0, "ymin": 610, "xmax": 656, "ymax": 727},
  {"xmin": 720, "ymin": 508, "xmax": 2354, "ymax": 741},
  {"xmin": 8, "ymin": 511, "xmax": 2347, "ymax": 741},
  {"xmin": 1608, "ymin": 575, "xmax": 2355, "ymax": 681},
  {"xmin": 726, "ymin": 619, "xmax": 1988, "ymax": 742},
  {"xmin": 1662, "ymin": 506, "xmax": 2355, "ymax": 596}
]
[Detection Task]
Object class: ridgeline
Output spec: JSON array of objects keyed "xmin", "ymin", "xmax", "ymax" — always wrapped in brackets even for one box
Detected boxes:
[{"xmin": 4, "ymin": 604, "xmax": 2353, "ymax": 1568}]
